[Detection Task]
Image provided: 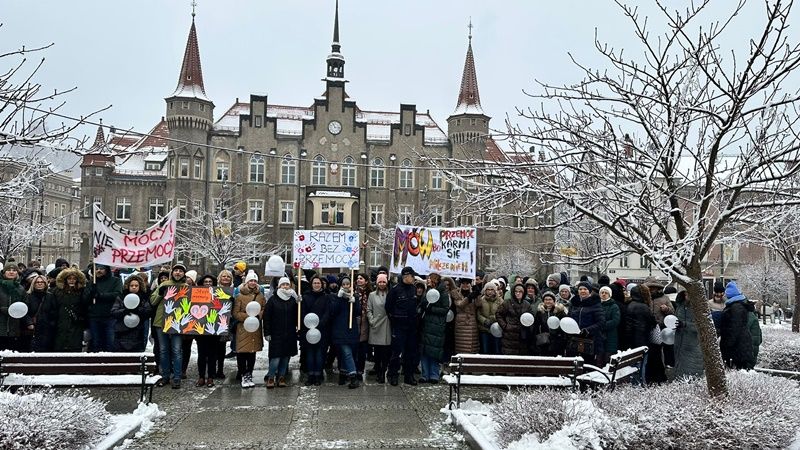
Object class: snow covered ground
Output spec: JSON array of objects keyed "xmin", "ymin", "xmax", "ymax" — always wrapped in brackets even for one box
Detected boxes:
[{"xmin": 93, "ymin": 402, "xmax": 165, "ymax": 450}]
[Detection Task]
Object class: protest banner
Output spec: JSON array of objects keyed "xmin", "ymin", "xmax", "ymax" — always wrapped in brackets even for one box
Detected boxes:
[
  {"xmin": 292, "ymin": 230, "xmax": 360, "ymax": 269},
  {"xmin": 92, "ymin": 204, "xmax": 177, "ymax": 268},
  {"xmin": 390, "ymin": 225, "xmax": 477, "ymax": 278},
  {"xmin": 164, "ymin": 286, "xmax": 234, "ymax": 335}
]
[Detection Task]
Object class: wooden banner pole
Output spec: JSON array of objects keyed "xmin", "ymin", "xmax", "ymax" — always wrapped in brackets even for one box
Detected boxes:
[
  {"xmin": 297, "ymin": 268, "xmax": 302, "ymax": 331},
  {"xmin": 348, "ymin": 268, "xmax": 354, "ymax": 329}
]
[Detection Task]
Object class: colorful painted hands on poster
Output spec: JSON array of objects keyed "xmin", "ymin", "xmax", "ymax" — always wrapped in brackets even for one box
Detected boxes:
[{"xmin": 164, "ymin": 286, "xmax": 234, "ymax": 335}]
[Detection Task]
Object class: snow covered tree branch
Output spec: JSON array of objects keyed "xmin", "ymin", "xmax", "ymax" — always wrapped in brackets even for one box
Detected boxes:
[{"xmin": 434, "ymin": 0, "xmax": 800, "ymax": 397}]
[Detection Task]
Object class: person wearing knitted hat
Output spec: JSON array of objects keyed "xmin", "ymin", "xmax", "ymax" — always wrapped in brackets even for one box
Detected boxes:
[
  {"xmin": 558, "ymin": 284, "xmax": 572, "ymax": 310},
  {"xmin": 719, "ymin": 281, "xmax": 758, "ymax": 370},
  {"xmin": 367, "ymin": 273, "xmax": 391, "ymax": 383},
  {"xmin": 232, "ymin": 261, "xmax": 247, "ymax": 286},
  {"xmin": 566, "ymin": 281, "xmax": 605, "ymax": 365},
  {"xmin": 234, "ymin": 270, "xmax": 268, "ymax": 388},
  {"xmin": 263, "ymin": 276, "xmax": 298, "ymax": 388},
  {"xmin": 150, "ymin": 263, "xmax": 189, "ymax": 389},
  {"xmin": 0, "ymin": 264, "xmax": 28, "ymax": 351},
  {"xmin": 543, "ymin": 273, "xmax": 561, "ymax": 296},
  {"xmin": 708, "ymin": 280, "xmax": 726, "ymax": 333},
  {"xmin": 385, "ymin": 266, "xmax": 420, "ymax": 386},
  {"xmin": 476, "ymin": 280, "xmax": 503, "ymax": 354}
]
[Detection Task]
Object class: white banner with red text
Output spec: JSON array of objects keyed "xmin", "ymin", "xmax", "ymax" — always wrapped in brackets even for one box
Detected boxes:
[{"xmin": 92, "ymin": 204, "xmax": 177, "ymax": 268}]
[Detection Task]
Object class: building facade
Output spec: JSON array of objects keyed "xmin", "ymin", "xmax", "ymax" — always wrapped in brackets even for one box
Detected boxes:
[{"xmin": 79, "ymin": 6, "xmax": 554, "ymax": 276}]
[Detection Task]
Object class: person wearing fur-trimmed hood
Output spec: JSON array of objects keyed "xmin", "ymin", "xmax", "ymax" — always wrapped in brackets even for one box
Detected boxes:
[{"xmin": 45, "ymin": 267, "xmax": 91, "ymax": 352}]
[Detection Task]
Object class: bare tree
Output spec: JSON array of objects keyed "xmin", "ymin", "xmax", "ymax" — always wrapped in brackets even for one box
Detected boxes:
[
  {"xmin": 491, "ymin": 247, "xmax": 539, "ymax": 277},
  {"xmin": 736, "ymin": 256, "xmax": 791, "ymax": 317},
  {"xmin": 437, "ymin": 1, "xmax": 800, "ymax": 396}
]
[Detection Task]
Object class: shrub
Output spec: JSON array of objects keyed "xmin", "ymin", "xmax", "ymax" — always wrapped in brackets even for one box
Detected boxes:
[
  {"xmin": 759, "ymin": 324, "xmax": 800, "ymax": 371},
  {"xmin": 492, "ymin": 371, "xmax": 800, "ymax": 449},
  {"xmin": 0, "ymin": 388, "xmax": 112, "ymax": 450}
]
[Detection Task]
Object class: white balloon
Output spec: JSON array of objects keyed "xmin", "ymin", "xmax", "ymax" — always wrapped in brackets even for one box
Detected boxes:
[
  {"xmin": 245, "ymin": 301, "xmax": 261, "ymax": 317},
  {"xmin": 664, "ymin": 315, "xmax": 678, "ymax": 330},
  {"xmin": 547, "ymin": 316, "xmax": 561, "ymax": 330},
  {"xmin": 123, "ymin": 293, "xmax": 140, "ymax": 309},
  {"xmin": 123, "ymin": 313, "xmax": 140, "ymax": 328},
  {"xmin": 243, "ymin": 316, "xmax": 260, "ymax": 332},
  {"xmin": 45, "ymin": 263, "xmax": 56, "ymax": 274},
  {"xmin": 8, "ymin": 302, "xmax": 28, "ymax": 319},
  {"xmin": 426, "ymin": 289, "xmax": 440, "ymax": 304},
  {"xmin": 490, "ymin": 322, "xmax": 503, "ymax": 338},
  {"xmin": 559, "ymin": 317, "xmax": 581, "ymax": 334},
  {"xmin": 304, "ymin": 313, "xmax": 320, "ymax": 329},
  {"xmin": 306, "ymin": 328, "xmax": 322, "ymax": 344},
  {"xmin": 267, "ymin": 255, "xmax": 285, "ymax": 271},
  {"xmin": 520, "ymin": 312, "xmax": 534, "ymax": 327},
  {"xmin": 661, "ymin": 327, "xmax": 676, "ymax": 345},
  {"xmin": 446, "ymin": 310, "xmax": 455, "ymax": 323}
]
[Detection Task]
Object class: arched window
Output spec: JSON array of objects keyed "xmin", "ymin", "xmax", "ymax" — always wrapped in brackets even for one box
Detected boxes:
[
  {"xmin": 281, "ymin": 154, "xmax": 296, "ymax": 184},
  {"xmin": 398, "ymin": 159, "xmax": 414, "ymax": 189},
  {"xmin": 341, "ymin": 156, "xmax": 356, "ymax": 187},
  {"xmin": 311, "ymin": 154, "xmax": 327, "ymax": 185},
  {"xmin": 249, "ymin": 153, "xmax": 265, "ymax": 183},
  {"xmin": 370, "ymin": 157, "xmax": 385, "ymax": 188}
]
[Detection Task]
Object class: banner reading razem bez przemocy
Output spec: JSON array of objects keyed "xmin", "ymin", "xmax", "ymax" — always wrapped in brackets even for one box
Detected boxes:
[
  {"xmin": 292, "ymin": 230, "xmax": 360, "ymax": 269},
  {"xmin": 390, "ymin": 225, "xmax": 477, "ymax": 278},
  {"xmin": 92, "ymin": 204, "xmax": 177, "ymax": 268}
]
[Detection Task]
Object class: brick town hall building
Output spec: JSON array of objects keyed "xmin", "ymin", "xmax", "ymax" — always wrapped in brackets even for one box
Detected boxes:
[{"xmin": 79, "ymin": 4, "xmax": 553, "ymax": 275}]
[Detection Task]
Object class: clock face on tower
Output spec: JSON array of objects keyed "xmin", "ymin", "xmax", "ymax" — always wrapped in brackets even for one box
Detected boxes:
[{"xmin": 328, "ymin": 120, "xmax": 342, "ymax": 135}]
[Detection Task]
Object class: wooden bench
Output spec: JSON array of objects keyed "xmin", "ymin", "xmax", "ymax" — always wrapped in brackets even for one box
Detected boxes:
[
  {"xmin": 577, "ymin": 346, "xmax": 648, "ymax": 389},
  {"xmin": 443, "ymin": 354, "xmax": 584, "ymax": 409},
  {"xmin": 0, "ymin": 352, "xmax": 161, "ymax": 404}
]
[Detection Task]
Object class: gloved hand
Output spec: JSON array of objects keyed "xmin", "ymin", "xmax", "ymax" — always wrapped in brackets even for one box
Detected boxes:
[
  {"xmin": 348, "ymin": 295, "xmax": 356, "ymax": 304},
  {"xmin": 580, "ymin": 329, "xmax": 589, "ymax": 337},
  {"xmin": 483, "ymin": 320, "xmax": 491, "ymax": 328},
  {"xmin": 675, "ymin": 319, "xmax": 683, "ymax": 329},
  {"xmin": 158, "ymin": 285, "xmax": 168, "ymax": 296},
  {"xmin": 265, "ymin": 335, "xmax": 271, "ymax": 341}
]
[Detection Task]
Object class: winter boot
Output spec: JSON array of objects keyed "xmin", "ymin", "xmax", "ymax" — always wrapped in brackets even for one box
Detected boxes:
[
  {"xmin": 376, "ymin": 371, "xmax": 385, "ymax": 384},
  {"xmin": 314, "ymin": 374, "xmax": 323, "ymax": 386},
  {"xmin": 338, "ymin": 373, "xmax": 347, "ymax": 385},
  {"xmin": 348, "ymin": 374, "xmax": 361, "ymax": 389},
  {"xmin": 266, "ymin": 377, "xmax": 276, "ymax": 389},
  {"xmin": 404, "ymin": 375, "xmax": 417, "ymax": 386},
  {"xmin": 278, "ymin": 376, "xmax": 287, "ymax": 388},
  {"xmin": 389, "ymin": 375, "xmax": 399, "ymax": 386},
  {"xmin": 305, "ymin": 375, "xmax": 316, "ymax": 387}
]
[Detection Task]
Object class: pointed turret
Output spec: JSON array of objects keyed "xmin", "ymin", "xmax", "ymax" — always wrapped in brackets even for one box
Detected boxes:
[
  {"xmin": 453, "ymin": 23, "xmax": 484, "ymax": 116},
  {"xmin": 326, "ymin": 0, "xmax": 346, "ymax": 80},
  {"xmin": 447, "ymin": 21, "xmax": 490, "ymax": 157},
  {"xmin": 171, "ymin": 13, "xmax": 209, "ymax": 101},
  {"xmin": 90, "ymin": 123, "xmax": 107, "ymax": 152}
]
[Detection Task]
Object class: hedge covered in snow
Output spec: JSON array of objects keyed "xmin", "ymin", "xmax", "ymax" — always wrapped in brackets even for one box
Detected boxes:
[
  {"xmin": 492, "ymin": 371, "xmax": 800, "ymax": 449},
  {"xmin": 0, "ymin": 389, "xmax": 111, "ymax": 450},
  {"xmin": 759, "ymin": 324, "xmax": 800, "ymax": 372}
]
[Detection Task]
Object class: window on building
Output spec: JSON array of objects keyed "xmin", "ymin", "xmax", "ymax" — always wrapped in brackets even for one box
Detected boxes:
[
  {"xmin": 399, "ymin": 159, "xmax": 414, "ymax": 189},
  {"xmin": 248, "ymin": 200, "xmax": 264, "ymax": 222},
  {"xmin": 116, "ymin": 197, "xmax": 131, "ymax": 221},
  {"xmin": 370, "ymin": 158, "xmax": 385, "ymax": 188},
  {"xmin": 483, "ymin": 211, "xmax": 498, "ymax": 228},
  {"xmin": 60, "ymin": 204, "xmax": 66, "ymax": 219},
  {"xmin": 216, "ymin": 161, "xmax": 229, "ymax": 181},
  {"xmin": 177, "ymin": 199, "xmax": 188, "ymax": 220},
  {"xmin": 458, "ymin": 215, "xmax": 474, "ymax": 226},
  {"xmin": 182, "ymin": 101, "xmax": 189, "ymax": 109},
  {"xmin": 193, "ymin": 159, "xmax": 203, "ymax": 179},
  {"xmin": 404, "ymin": 124, "xmax": 412, "ymax": 136},
  {"xmin": 320, "ymin": 202, "xmax": 346, "ymax": 226},
  {"xmin": 93, "ymin": 196, "xmax": 102, "ymax": 209},
  {"xmin": 485, "ymin": 248, "xmax": 497, "ymax": 269},
  {"xmin": 370, "ymin": 204, "xmax": 384, "ymax": 226},
  {"xmin": 619, "ymin": 254, "xmax": 629, "ymax": 268},
  {"xmin": 179, "ymin": 157, "xmax": 190, "ymax": 178},
  {"xmin": 192, "ymin": 199, "xmax": 202, "ymax": 216},
  {"xmin": 430, "ymin": 206, "xmax": 444, "ymax": 227},
  {"xmin": 43, "ymin": 201, "xmax": 49, "ymax": 218},
  {"xmin": 311, "ymin": 155, "xmax": 327, "ymax": 185},
  {"xmin": 148, "ymin": 198, "xmax": 165, "ymax": 222},
  {"xmin": 280, "ymin": 201, "xmax": 295, "ymax": 224},
  {"xmin": 94, "ymin": 167, "xmax": 103, "ymax": 176},
  {"xmin": 431, "ymin": 170, "xmax": 444, "ymax": 190},
  {"xmin": 83, "ymin": 196, "xmax": 90, "ymax": 217},
  {"xmin": 514, "ymin": 215, "xmax": 526, "ymax": 229},
  {"xmin": 145, "ymin": 162, "xmax": 162, "ymax": 171},
  {"xmin": 52, "ymin": 203, "xmax": 58, "ymax": 217},
  {"xmin": 169, "ymin": 158, "xmax": 176, "ymax": 177},
  {"xmin": 213, "ymin": 198, "xmax": 230, "ymax": 219},
  {"xmin": 254, "ymin": 116, "xmax": 262, "ymax": 128},
  {"xmin": 370, "ymin": 248, "xmax": 382, "ymax": 267},
  {"xmin": 281, "ymin": 155, "xmax": 296, "ymax": 184},
  {"xmin": 398, "ymin": 204, "xmax": 413, "ymax": 225},
  {"xmin": 341, "ymin": 156, "xmax": 356, "ymax": 187},
  {"xmin": 249, "ymin": 154, "xmax": 265, "ymax": 183},
  {"xmin": 639, "ymin": 255, "xmax": 651, "ymax": 269}
]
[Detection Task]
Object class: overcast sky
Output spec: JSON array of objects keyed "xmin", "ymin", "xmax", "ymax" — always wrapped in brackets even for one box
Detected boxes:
[{"xmin": 2, "ymin": 0, "xmax": 785, "ymax": 145}]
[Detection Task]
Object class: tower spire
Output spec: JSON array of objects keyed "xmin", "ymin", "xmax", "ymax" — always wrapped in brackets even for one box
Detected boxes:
[
  {"xmin": 452, "ymin": 20, "xmax": 484, "ymax": 116},
  {"xmin": 326, "ymin": 0, "xmax": 345, "ymax": 79},
  {"xmin": 90, "ymin": 119, "xmax": 107, "ymax": 152},
  {"xmin": 332, "ymin": 0, "xmax": 340, "ymax": 50},
  {"xmin": 170, "ymin": 5, "xmax": 209, "ymax": 101}
]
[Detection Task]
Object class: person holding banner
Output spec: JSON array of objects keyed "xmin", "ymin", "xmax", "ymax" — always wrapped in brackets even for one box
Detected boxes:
[
  {"xmin": 385, "ymin": 267, "xmax": 420, "ymax": 386},
  {"xmin": 301, "ymin": 275, "xmax": 331, "ymax": 386},
  {"xmin": 330, "ymin": 276, "xmax": 361, "ymax": 389},
  {"xmin": 150, "ymin": 264, "xmax": 189, "ymax": 389},
  {"xmin": 263, "ymin": 276, "xmax": 298, "ymax": 389},
  {"xmin": 354, "ymin": 273, "xmax": 372, "ymax": 381}
]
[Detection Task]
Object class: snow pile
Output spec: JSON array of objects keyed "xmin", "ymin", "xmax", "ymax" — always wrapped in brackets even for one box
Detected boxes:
[
  {"xmin": 759, "ymin": 324, "xmax": 800, "ymax": 371},
  {"xmin": 96, "ymin": 402, "xmax": 165, "ymax": 450},
  {"xmin": 489, "ymin": 371, "xmax": 800, "ymax": 449},
  {"xmin": 0, "ymin": 388, "xmax": 111, "ymax": 450}
]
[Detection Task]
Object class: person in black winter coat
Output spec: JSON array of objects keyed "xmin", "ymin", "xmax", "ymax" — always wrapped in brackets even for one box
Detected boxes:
[
  {"xmin": 610, "ymin": 280, "xmax": 628, "ymax": 351},
  {"xmin": 330, "ymin": 276, "xmax": 361, "ymax": 388},
  {"xmin": 385, "ymin": 267, "xmax": 419, "ymax": 386},
  {"xmin": 87, "ymin": 264, "xmax": 123, "ymax": 352},
  {"xmin": 25, "ymin": 274, "xmax": 53, "ymax": 352},
  {"xmin": 719, "ymin": 281, "xmax": 755, "ymax": 370},
  {"xmin": 302, "ymin": 276, "xmax": 331, "ymax": 386},
  {"xmin": 566, "ymin": 281, "xmax": 605, "ymax": 365},
  {"xmin": 110, "ymin": 275, "xmax": 152, "ymax": 352},
  {"xmin": 530, "ymin": 291, "xmax": 567, "ymax": 356},
  {"xmin": 624, "ymin": 285, "xmax": 656, "ymax": 385}
]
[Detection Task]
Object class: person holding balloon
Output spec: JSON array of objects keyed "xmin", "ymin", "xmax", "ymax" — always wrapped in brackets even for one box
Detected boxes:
[
  {"xmin": 495, "ymin": 284, "xmax": 533, "ymax": 355},
  {"xmin": 475, "ymin": 280, "xmax": 503, "ymax": 355},
  {"xmin": 261, "ymin": 275, "xmax": 297, "ymax": 389},
  {"xmin": 302, "ymin": 275, "xmax": 331, "ymax": 386},
  {"xmin": 531, "ymin": 291, "xmax": 567, "ymax": 356},
  {"xmin": 110, "ymin": 274, "xmax": 152, "ymax": 353},
  {"xmin": 0, "ymin": 264, "xmax": 29, "ymax": 351},
  {"xmin": 566, "ymin": 281, "xmax": 606, "ymax": 365},
  {"xmin": 419, "ymin": 273, "xmax": 450, "ymax": 383}
]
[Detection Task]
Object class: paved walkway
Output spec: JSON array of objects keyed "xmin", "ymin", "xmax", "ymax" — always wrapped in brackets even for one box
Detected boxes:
[{"xmin": 92, "ymin": 354, "xmax": 471, "ymax": 450}]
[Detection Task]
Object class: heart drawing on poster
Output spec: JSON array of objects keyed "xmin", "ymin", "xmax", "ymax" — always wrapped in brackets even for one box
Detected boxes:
[{"xmin": 190, "ymin": 304, "xmax": 209, "ymax": 320}]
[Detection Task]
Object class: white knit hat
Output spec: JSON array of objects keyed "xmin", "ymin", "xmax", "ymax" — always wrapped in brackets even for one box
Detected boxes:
[
  {"xmin": 185, "ymin": 270, "xmax": 197, "ymax": 283},
  {"xmin": 245, "ymin": 270, "xmax": 258, "ymax": 283},
  {"xmin": 278, "ymin": 276, "xmax": 291, "ymax": 287}
]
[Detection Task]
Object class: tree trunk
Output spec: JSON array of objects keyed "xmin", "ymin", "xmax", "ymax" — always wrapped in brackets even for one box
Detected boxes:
[
  {"xmin": 684, "ymin": 278, "xmax": 728, "ymax": 397},
  {"xmin": 793, "ymin": 273, "xmax": 800, "ymax": 333}
]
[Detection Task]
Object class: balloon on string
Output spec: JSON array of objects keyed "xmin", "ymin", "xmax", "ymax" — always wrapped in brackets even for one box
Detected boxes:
[
  {"xmin": 520, "ymin": 312, "xmax": 534, "ymax": 327},
  {"xmin": 426, "ymin": 289, "xmax": 440, "ymax": 304},
  {"xmin": 123, "ymin": 293, "xmax": 140, "ymax": 309},
  {"xmin": 245, "ymin": 301, "xmax": 261, "ymax": 317},
  {"xmin": 304, "ymin": 313, "xmax": 320, "ymax": 329},
  {"xmin": 243, "ymin": 316, "xmax": 260, "ymax": 332},
  {"xmin": 663, "ymin": 315, "xmax": 678, "ymax": 330},
  {"xmin": 267, "ymin": 255, "xmax": 285, "ymax": 272},
  {"xmin": 547, "ymin": 316, "xmax": 561, "ymax": 330},
  {"xmin": 559, "ymin": 317, "xmax": 581, "ymax": 334},
  {"xmin": 661, "ymin": 327, "xmax": 676, "ymax": 345},
  {"xmin": 446, "ymin": 310, "xmax": 455, "ymax": 323},
  {"xmin": 490, "ymin": 322, "xmax": 503, "ymax": 338},
  {"xmin": 8, "ymin": 302, "xmax": 28, "ymax": 319},
  {"xmin": 306, "ymin": 328, "xmax": 322, "ymax": 344},
  {"xmin": 123, "ymin": 313, "xmax": 140, "ymax": 328}
]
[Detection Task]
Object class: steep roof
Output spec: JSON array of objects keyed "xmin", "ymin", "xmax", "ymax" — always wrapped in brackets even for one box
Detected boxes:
[
  {"xmin": 452, "ymin": 38, "xmax": 485, "ymax": 116},
  {"xmin": 170, "ymin": 18, "xmax": 209, "ymax": 102}
]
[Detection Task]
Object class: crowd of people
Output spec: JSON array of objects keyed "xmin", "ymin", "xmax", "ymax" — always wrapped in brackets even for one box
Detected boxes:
[{"xmin": 0, "ymin": 258, "xmax": 764, "ymax": 390}]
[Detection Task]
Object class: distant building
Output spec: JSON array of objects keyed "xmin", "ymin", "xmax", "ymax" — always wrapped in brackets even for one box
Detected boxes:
[{"xmin": 79, "ymin": 5, "xmax": 554, "ymax": 275}]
